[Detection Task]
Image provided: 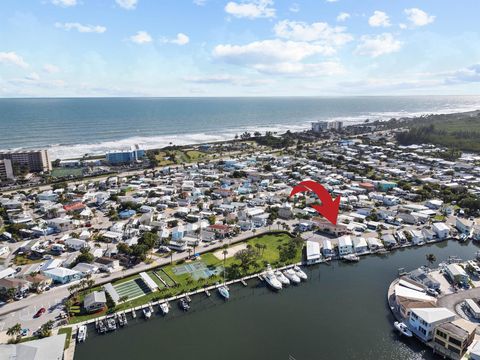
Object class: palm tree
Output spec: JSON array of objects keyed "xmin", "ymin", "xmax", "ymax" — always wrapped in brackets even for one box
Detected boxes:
[
  {"xmin": 426, "ymin": 253, "xmax": 436, "ymax": 267},
  {"xmin": 119, "ymin": 295, "xmax": 129, "ymax": 303},
  {"xmin": 276, "ymin": 221, "xmax": 281, "ymax": 230},
  {"xmin": 6, "ymin": 323, "xmax": 21, "ymax": 342}
]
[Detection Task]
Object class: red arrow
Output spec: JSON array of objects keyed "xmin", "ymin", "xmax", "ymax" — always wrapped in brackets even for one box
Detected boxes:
[{"xmin": 289, "ymin": 180, "xmax": 341, "ymax": 225}]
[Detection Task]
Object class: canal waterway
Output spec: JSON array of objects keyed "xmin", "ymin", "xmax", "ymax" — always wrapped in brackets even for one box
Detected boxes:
[{"xmin": 75, "ymin": 240, "xmax": 480, "ymax": 360}]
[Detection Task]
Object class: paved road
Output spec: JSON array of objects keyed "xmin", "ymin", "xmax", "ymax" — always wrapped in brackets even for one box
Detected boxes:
[{"xmin": 437, "ymin": 287, "xmax": 480, "ymax": 312}]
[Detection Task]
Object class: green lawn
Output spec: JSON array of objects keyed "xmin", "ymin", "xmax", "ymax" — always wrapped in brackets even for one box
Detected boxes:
[
  {"xmin": 58, "ymin": 327, "xmax": 72, "ymax": 350},
  {"xmin": 69, "ymin": 233, "xmax": 299, "ymax": 324},
  {"xmin": 51, "ymin": 167, "xmax": 84, "ymax": 178},
  {"xmin": 13, "ymin": 255, "xmax": 43, "ymax": 266}
]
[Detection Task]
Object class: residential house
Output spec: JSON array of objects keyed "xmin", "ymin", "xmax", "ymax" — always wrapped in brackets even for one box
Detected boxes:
[
  {"xmin": 322, "ymin": 239, "xmax": 335, "ymax": 257},
  {"xmin": 445, "ymin": 264, "xmax": 470, "ymax": 285},
  {"xmin": 94, "ymin": 257, "xmax": 119, "ymax": 272},
  {"xmin": 65, "ymin": 238, "xmax": 88, "ymax": 251},
  {"xmin": 352, "ymin": 237, "xmax": 368, "ymax": 254},
  {"xmin": 432, "ymin": 223, "xmax": 450, "ymax": 240},
  {"xmin": 456, "ymin": 218, "xmax": 474, "ymax": 234},
  {"xmin": 338, "ymin": 235, "xmax": 353, "ymax": 256},
  {"xmin": 24, "ymin": 273, "xmax": 52, "ymax": 292},
  {"xmin": 84, "ymin": 290, "xmax": 107, "ymax": 313},
  {"xmin": 408, "ymin": 307, "xmax": 456, "ymax": 342},
  {"xmin": 305, "ymin": 241, "xmax": 321, "ymax": 265},
  {"xmin": 432, "ymin": 319, "xmax": 476, "ymax": 359},
  {"xmin": 43, "ymin": 267, "xmax": 82, "ymax": 284}
]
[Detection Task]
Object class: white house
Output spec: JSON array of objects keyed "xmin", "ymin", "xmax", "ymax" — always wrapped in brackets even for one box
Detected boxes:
[
  {"xmin": 304, "ymin": 241, "xmax": 321, "ymax": 265},
  {"xmin": 456, "ymin": 218, "xmax": 474, "ymax": 234},
  {"xmin": 352, "ymin": 237, "xmax": 368, "ymax": 254},
  {"xmin": 432, "ymin": 222, "xmax": 450, "ymax": 239},
  {"xmin": 409, "ymin": 230, "xmax": 425, "ymax": 245},
  {"xmin": 65, "ymin": 238, "xmax": 88, "ymax": 251},
  {"xmin": 338, "ymin": 235, "xmax": 353, "ymax": 256},
  {"xmin": 408, "ymin": 307, "xmax": 456, "ymax": 342},
  {"xmin": 322, "ymin": 239, "xmax": 335, "ymax": 257}
]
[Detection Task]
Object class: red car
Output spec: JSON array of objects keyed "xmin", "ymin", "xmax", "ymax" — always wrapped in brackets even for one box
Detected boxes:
[{"xmin": 34, "ymin": 308, "xmax": 46, "ymax": 318}]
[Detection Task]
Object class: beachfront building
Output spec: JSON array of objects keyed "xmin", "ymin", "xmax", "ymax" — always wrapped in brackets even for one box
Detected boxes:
[
  {"xmin": 408, "ymin": 307, "xmax": 456, "ymax": 342},
  {"xmin": 322, "ymin": 239, "xmax": 335, "ymax": 257},
  {"xmin": 106, "ymin": 145, "xmax": 145, "ymax": 165},
  {"xmin": 0, "ymin": 159, "xmax": 14, "ymax": 181},
  {"xmin": 0, "ymin": 149, "xmax": 51, "ymax": 173},
  {"xmin": 432, "ymin": 319, "xmax": 476, "ymax": 359}
]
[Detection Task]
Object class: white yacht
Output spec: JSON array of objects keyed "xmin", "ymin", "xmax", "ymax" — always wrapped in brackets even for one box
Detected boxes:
[
  {"xmin": 264, "ymin": 268, "xmax": 283, "ymax": 290},
  {"xmin": 394, "ymin": 321, "xmax": 413, "ymax": 337},
  {"xmin": 159, "ymin": 302, "xmax": 170, "ymax": 315},
  {"xmin": 283, "ymin": 268, "xmax": 301, "ymax": 284},
  {"xmin": 77, "ymin": 325, "xmax": 87, "ymax": 343},
  {"xmin": 293, "ymin": 266, "xmax": 308, "ymax": 281},
  {"xmin": 275, "ymin": 270, "xmax": 290, "ymax": 286},
  {"xmin": 143, "ymin": 307, "xmax": 152, "ymax": 319}
]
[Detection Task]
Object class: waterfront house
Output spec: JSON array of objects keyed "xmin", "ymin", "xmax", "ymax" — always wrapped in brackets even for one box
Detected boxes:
[
  {"xmin": 445, "ymin": 264, "xmax": 470, "ymax": 285},
  {"xmin": 338, "ymin": 235, "xmax": 353, "ymax": 256},
  {"xmin": 352, "ymin": 237, "xmax": 368, "ymax": 254},
  {"xmin": 322, "ymin": 239, "xmax": 335, "ymax": 257},
  {"xmin": 432, "ymin": 223, "xmax": 450, "ymax": 240},
  {"xmin": 432, "ymin": 319, "xmax": 476, "ymax": 359},
  {"xmin": 366, "ymin": 237, "xmax": 384, "ymax": 251},
  {"xmin": 305, "ymin": 241, "xmax": 321, "ymax": 265},
  {"xmin": 408, "ymin": 269, "xmax": 440, "ymax": 290},
  {"xmin": 84, "ymin": 290, "xmax": 107, "ymax": 313},
  {"xmin": 408, "ymin": 307, "xmax": 456, "ymax": 342},
  {"xmin": 381, "ymin": 234, "xmax": 397, "ymax": 248},
  {"xmin": 455, "ymin": 217, "xmax": 474, "ymax": 234}
]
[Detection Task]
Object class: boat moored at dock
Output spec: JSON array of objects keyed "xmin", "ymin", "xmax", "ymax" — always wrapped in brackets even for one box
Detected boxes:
[
  {"xmin": 283, "ymin": 268, "xmax": 301, "ymax": 284},
  {"xmin": 275, "ymin": 270, "xmax": 290, "ymax": 286},
  {"xmin": 159, "ymin": 302, "xmax": 170, "ymax": 315},
  {"xmin": 343, "ymin": 254, "xmax": 360, "ymax": 262},
  {"xmin": 218, "ymin": 285, "xmax": 230, "ymax": 300},
  {"xmin": 393, "ymin": 321, "xmax": 413, "ymax": 337},
  {"xmin": 179, "ymin": 298, "xmax": 190, "ymax": 311},
  {"xmin": 264, "ymin": 267, "xmax": 283, "ymax": 290},
  {"xmin": 77, "ymin": 325, "xmax": 87, "ymax": 343},
  {"xmin": 293, "ymin": 266, "xmax": 307, "ymax": 281},
  {"xmin": 143, "ymin": 307, "xmax": 152, "ymax": 319}
]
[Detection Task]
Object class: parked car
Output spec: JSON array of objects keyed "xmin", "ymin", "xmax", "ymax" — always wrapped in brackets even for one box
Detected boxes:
[{"xmin": 34, "ymin": 307, "xmax": 46, "ymax": 318}]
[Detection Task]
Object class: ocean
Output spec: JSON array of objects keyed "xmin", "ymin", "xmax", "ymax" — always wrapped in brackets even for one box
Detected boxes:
[{"xmin": 1, "ymin": 96, "xmax": 480, "ymax": 160}]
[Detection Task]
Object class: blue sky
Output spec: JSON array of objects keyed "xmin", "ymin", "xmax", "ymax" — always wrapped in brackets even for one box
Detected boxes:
[{"xmin": 0, "ymin": 0, "xmax": 479, "ymax": 97}]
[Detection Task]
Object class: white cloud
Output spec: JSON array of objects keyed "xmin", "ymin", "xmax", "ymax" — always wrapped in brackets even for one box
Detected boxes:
[
  {"xmin": 368, "ymin": 11, "xmax": 390, "ymax": 27},
  {"xmin": 273, "ymin": 20, "xmax": 352, "ymax": 47},
  {"xmin": 129, "ymin": 31, "xmax": 152, "ymax": 44},
  {"xmin": 253, "ymin": 61, "xmax": 345, "ymax": 76},
  {"xmin": 51, "ymin": 0, "xmax": 77, "ymax": 7},
  {"xmin": 405, "ymin": 8, "xmax": 435, "ymax": 27},
  {"xmin": 355, "ymin": 33, "xmax": 402, "ymax": 57},
  {"xmin": 289, "ymin": 3, "xmax": 300, "ymax": 13},
  {"xmin": 43, "ymin": 64, "xmax": 61, "ymax": 74},
  {"xmin": 55, "ymin": 22, "xmax": 106, "ymax": 33},
  {"xmin": 162, "ymin": 33, "xmax": 190, "ymax": 46},
  {"xmin": 116, "ymin": 0, "xmax": 138, "ymax": 10},
  {"xmin": 25, "ymin": 72, "xmax": 40, "ymax": 81},
  {"xmin": 399, "ymin": 23, "xmax": 407, "ymax": 30},
  {"xmin": 336, "ymin": 12, "xmax": 350, "ymax": 22},
  {"xmin": 184, "ymin": 74, "xmax": 272, "ymax": 86},
  {"xmin": 445, "ymin": 64, "xmax": 480, "ymax": 84},
  {"xmin": 193, "ymin": 0, "xmax": 207, "ymax": 5},
  {"xmin": 225, "ymin": 0, "xmax": 275, "ymax": 19},
  {"xmin": 0, "ymin": 52, "xmax": 29, "ymax": 68},
  {"xmin": 213, "ymin": 39, "xmax": 335, "ymax": 65}
]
